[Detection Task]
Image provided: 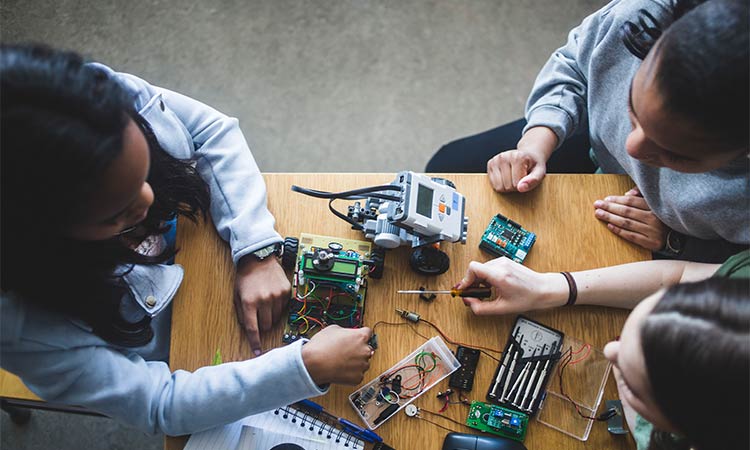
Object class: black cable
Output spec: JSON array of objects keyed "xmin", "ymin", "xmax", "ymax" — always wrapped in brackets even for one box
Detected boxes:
[
  {"xmin": 291, "ymin": 184, "xmax": 402, "ymax": 201},
  {"xmin": 328, "ymin": 199, "xmax": 364, "ymax": 230}
]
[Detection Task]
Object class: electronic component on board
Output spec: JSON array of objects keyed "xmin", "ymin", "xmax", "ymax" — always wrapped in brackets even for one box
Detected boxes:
[
  {"xmin": 479, "ymin": 214, "xmax": 536, "ymax": 264},
  {"xmin": 349, "ymin": 337, "xmax": 460, "ymax": 430},
  {"xmin": 466, "ymin": 401, "xmax": 529, "ymax": 442},
  {"xmin": 282, "ymin": 233, "xmax": 377, "ymax": 344}
]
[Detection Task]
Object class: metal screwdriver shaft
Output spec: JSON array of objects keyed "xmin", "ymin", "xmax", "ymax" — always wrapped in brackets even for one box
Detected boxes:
[{"xmin": 397, "ymin": 286, "xmax": 492, "ymax": 298}]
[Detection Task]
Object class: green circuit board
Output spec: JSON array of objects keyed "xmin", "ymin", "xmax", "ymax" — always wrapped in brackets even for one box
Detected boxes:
[
  {"xmin": 479, "ymin": 214, "xmax": 536, "ymax": 264},
  {"xmin": 466, "ymin": 401, "xmax": 529, "ymax": 442}
]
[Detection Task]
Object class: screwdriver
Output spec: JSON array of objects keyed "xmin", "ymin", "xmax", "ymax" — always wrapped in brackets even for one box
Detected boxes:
[{"xmin": 397, "ymin": 285, "xmax": 493, "ymax": 299}]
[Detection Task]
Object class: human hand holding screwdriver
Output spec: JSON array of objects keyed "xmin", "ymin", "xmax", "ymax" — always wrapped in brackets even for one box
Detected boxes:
[
  {"xmin": 486, "ymin": 126, "xmax": 558, "ymax": 193},
  {"xmin": 455, "ymin": 257, "xmax": 569, "ymax": 315}
]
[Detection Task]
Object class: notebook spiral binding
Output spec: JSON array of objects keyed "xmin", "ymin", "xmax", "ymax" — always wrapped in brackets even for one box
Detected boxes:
[
  {"xmin": 274, "ymin": 406, "xmax": 362, "ymax": 449},
  {"xmin": 273, "ymin": 405, "xmax": 395, "ymax": 450}
]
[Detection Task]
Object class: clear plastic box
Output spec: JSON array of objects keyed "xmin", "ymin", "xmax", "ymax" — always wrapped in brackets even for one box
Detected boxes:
[
  {"xmin": 348, "ymin": 336, "xmax": 460, "ymax": 430},
  {"xmin": 535, "ymin": 335, "xmax": 612, "ymax": 441}
]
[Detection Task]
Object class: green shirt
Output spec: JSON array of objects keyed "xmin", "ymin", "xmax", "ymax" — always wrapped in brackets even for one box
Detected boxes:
[
  {"xmin": 713, "ymin": 249, "xmax": 750, "ymax": 279},
  {"xmin": 632, "ymin": 250, "xmax": 749, "ymax": 449}
]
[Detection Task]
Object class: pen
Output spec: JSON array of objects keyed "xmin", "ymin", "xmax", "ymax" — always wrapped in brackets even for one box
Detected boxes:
[
  {"xmin": 339, "ymin": 417, "xmax": 383, "ymax": 443},
  {"xmin": 297, "ymin": 399, "xmax": 324, "ymax": 414}
]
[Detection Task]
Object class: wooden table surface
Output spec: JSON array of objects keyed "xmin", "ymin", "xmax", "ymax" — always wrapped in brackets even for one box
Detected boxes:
[{"xmin": 166, "ymin": 173, "xmax": 649, "ymax": 450}]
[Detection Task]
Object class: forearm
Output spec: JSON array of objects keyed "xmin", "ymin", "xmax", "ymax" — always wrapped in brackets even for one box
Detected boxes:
[{"xmin": 544, "ymin": 260, "xmax": 720, "ymax": 309}]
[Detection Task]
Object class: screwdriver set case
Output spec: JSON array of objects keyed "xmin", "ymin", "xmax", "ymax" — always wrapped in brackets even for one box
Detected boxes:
[
  {"xmin": 486, "ymin": 316, "xmax": 563, "ymax": 416},
  {"xmin": 486, "ymin": 316, "xmax": 614, "ymax": 441}
]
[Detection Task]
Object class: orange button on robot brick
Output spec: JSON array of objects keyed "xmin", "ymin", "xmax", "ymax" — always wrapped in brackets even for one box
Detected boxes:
[{"xmin": 439, "ymin": 203, "xmax": 446, "ymax": 213}]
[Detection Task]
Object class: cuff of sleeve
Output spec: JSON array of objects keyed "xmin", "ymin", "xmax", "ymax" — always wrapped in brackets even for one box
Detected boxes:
[{"xmin": 524, "ymin": 105, "xmax": 575, "ymax": 150}]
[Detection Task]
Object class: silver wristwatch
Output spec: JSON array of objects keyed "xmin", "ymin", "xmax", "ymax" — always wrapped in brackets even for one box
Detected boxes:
[
  {"xmin": 658, "ymin": 229, "xmax": 685, "ymax": 257},
  {"xmin": 251, "ymin": 242, "xmax": 283, "ymax": 261}
]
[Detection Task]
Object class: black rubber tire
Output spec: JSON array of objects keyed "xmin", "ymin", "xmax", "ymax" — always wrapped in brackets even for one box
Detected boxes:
[
  {"xmin": 369, "ymin": 246, "xmax": 386, "ymax": 279},
  {"xmin": 281, "ymin": 237, "xmax": 299, "ymax": 270},
  {"xmin": 409, "ymin": 246, "xmax": 450, "ymax": 275}
]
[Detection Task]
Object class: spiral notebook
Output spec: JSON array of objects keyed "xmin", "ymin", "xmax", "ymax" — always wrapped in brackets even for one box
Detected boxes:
[{"xmin": 184, "ymin": 404, "xmax": 392, "ymax": 450}]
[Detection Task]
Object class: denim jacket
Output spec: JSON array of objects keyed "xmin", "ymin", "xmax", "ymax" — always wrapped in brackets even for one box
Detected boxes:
[{"xmin": 0, "ymin": 64, "xmax": 326, "ymax": 436}]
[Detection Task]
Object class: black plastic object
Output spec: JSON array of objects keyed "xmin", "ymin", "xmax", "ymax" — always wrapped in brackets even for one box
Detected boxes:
[
  {"xmin": 410, "ymin": 246, "xmax": 450, "ymax": 275},
  {"xmin": 449, "ymin": 346, "xmax": 481, "ymax": 391},
  {"xmin": 281, "ymin": 237, "xmax": 299, "ymax": 270},
  {"xmin": 442, "ymin": 432, "xmax": 527, "ymax": 450},
  {"xmin": 369, "ymin": 246, "xmax": 386, "ymax": 279}
]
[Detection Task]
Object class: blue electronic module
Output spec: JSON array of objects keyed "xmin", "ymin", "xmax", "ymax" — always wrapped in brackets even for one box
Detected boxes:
[{"xmin": 479, "ymin": 214, "xmax": 536, "ymax": 264}]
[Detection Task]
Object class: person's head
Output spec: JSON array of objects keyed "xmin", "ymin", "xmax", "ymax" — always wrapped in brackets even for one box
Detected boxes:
[
  {"xmin": 604, "ymin": 278, "xmax": 750, "ymax": 450},
  {"xmin": 1, "ymin": 44, "xmax": 208, "ymax": 343},
  {"xmin": 623, "ymin": 0, "xmax": 749, "ymax": 172}
]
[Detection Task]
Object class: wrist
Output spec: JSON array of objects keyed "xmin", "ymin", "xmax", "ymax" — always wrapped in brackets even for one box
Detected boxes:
[
  {"xmin": 301, "ymin": 342, "xmax": 327, "ymax": 386},
  {"xmin": 518, "ymin": 126, "xmax": 558, "ymax": 161},
  {"xmin": 237, "ymin": 252, "xmax": 281, "ymax": 274},
  {"xmin": 540, "ymin": 272, "xmax": 570, "ymax": 308}
]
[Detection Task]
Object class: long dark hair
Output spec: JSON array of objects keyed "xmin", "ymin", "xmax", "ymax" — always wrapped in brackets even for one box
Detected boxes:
[
  {"xmin": 621, "ymin": 0, "xmax": 750, "ymax": 149},
  {"xmin": 0, "ymin": 44, "xmax": 210, "ymax": 345},
  {"xmin": 641, "ymin": 278, "xmax": 750, "ymax": 450}
]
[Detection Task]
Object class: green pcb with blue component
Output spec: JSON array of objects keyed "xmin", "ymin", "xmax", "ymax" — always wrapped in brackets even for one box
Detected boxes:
[
  {"xmin": 466, "ymin": 401, "xmax": 528, "ymax": 442},
  {"xmin": 479, "ymin": 214, "xmax": 536, "ymax": 264}
]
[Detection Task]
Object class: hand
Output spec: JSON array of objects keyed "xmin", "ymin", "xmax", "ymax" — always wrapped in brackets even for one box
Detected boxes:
[
  {"xmin": 455, "ymin": 257, "xmax": 568, "ymax": 315},
  {"xmin": 301, "ymin": 325, "xmax": 373, "ymax": 386},
  {"xmin": 234, "ymin": 255, "xmax": 291, "ymax": 355},
  {"xmin": 594, "ymin": 186, "xmax": 668, "ymax": 251},
  {"xmin": 486, "ymin": 126, "xmax": 557, "ymax": 193}
]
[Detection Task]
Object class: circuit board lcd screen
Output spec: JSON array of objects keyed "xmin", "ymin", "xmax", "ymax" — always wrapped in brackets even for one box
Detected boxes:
[
  {"xmin": 303, "ymin": 258, "xmax": 358, "ymax": 275},
  {"xmin": 416, "ymin": 184, "xmax": 433, "ymax": 218},
  {"xmin": 332, "ymin": 261, "xmax": 357, "ymax": 275}
]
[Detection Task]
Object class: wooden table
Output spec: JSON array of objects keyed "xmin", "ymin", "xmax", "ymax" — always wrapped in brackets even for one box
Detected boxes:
[{"xmin": 166, "ymin": 174, "xmax": 649, "ymax": 450}]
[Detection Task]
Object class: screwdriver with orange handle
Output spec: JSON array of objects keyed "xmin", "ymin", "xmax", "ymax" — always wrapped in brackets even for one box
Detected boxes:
[{"xmin": 397, "ymin": 284, "xmax": 493, "ymax": 299}]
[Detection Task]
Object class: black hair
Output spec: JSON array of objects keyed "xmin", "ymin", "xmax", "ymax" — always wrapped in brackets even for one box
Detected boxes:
[
  {"xmin": 621, "ymin": 0, "xmax": 750, "ymax": 149},
  {"xmin": 641, "ymin": 278, "xmax": 750, "ymax": 450},
  {"xmin": 0, "ymin": 44, "xmax": 210, "ymax": 346}
]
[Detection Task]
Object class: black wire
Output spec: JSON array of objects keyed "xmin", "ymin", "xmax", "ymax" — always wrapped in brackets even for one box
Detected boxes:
[
  {"xmin": 419, "ymin": 408, "xmax": 468, "ymax": 429},
  {"xmin": 291, "ymin": 184, "xmax": 402, "ymax": 201},
  {"xmin": 418, "ymin": 416, "xmax": 458, "ymax": 434},
  {"xmin": 328, "ymin": 199, "xmax": 364, "ymax": 230}
]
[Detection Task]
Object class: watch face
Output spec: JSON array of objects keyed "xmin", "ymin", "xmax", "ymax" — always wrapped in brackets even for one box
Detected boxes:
[
  {"xmin": 665, "ymin": 231, "xmax": 684, "ymax": 254},
  {"xmin": 254, "ymin": 243, "xmax": 281, "ymax": 259}
]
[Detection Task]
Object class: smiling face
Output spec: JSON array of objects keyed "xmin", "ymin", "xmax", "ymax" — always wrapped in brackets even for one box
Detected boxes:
[
  {"xmin": 603, "ymin": 291, "xmax": 676, "ymax": 432},
  {"xmin": 64, "ymin": 118, "xmax": 154, "ymax": 241},
  {"xmin": 625, "ymin": 43, "xmax": 748, "ymax": 172}
]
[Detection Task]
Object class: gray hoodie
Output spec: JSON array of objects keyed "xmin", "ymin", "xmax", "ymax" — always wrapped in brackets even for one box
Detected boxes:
[{"xmin": 524, "ymin": 0, "xmax": 749, "ymax": 261}]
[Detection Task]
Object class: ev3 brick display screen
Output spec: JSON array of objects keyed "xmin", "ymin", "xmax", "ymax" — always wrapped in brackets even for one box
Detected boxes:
[{"xmin": 416, "ymin": 184, "xmax": 433, "ymax": 218}]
